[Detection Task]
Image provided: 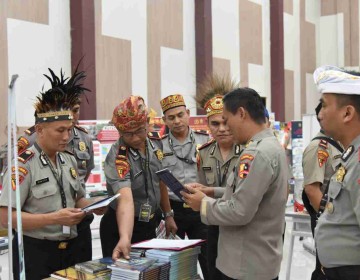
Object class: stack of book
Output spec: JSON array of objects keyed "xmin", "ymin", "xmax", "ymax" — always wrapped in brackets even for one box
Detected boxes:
[
  {"xmin": 50, "ymin": 258, "xmax": 112, "ymax": 280},
  {"xmin": 145, "ymin": 247, "xmax": 201, "ymax": 280},
  {"xmin": 107, "ymin": 257, "xmax": 170, "ymax": 280}
]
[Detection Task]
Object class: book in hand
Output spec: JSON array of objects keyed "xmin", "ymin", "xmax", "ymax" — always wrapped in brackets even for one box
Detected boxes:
[
  {"xmin": 155, "ymin": 168, "xmax": 189, "ymax": 201},
  {"xmin": 81, "ymin": 193, "xmax": 120, "ymax": 212}
]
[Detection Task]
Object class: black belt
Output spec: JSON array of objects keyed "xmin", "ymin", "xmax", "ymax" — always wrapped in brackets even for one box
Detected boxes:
[{"xmin": 21, "ymin": 234, "xmax": 76, "ymax": 250}]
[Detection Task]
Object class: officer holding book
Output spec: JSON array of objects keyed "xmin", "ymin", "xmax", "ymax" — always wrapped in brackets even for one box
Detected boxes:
[
  {"xmin": 100, "ymin": 96, "xmax": 177, "ymax": 260},
  {"xmin": 0, "ymin": 68, "xmax": 103, "ymax": 280}
]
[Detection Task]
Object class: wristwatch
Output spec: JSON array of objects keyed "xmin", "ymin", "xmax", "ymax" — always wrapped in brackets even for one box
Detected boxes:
[{"xmin": 164, "ymin": 209, "xmax": 174, "ymax": 218}]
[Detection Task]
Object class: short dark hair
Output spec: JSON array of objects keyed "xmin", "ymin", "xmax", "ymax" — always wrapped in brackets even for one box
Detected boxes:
[
  {"xmin": 223, "ymin": 87, "xmax": 266, "ymax": 124},
  {"xmin": 335, "ymin": 94, "xmax": 360, "ymax": 116}
]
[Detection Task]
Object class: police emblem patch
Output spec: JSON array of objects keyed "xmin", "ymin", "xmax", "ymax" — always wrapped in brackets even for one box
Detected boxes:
[
  {"xmin": 70, "ymin": 167, "xmax": 77, "ymax": 179},
  {"xmin": 238, "ymin": 163, "xmax": 250, "ymax": 179},
  {"xmin": 79, "ymin": 141, "xmax": 86, "ymax": 152},
  {"xmin": 317, "ymin": 150, "xmax": 329, "ymax": 167},
  {"xmin": 116, "ymin": 160, "xmax": 130, "ymax": 179}
]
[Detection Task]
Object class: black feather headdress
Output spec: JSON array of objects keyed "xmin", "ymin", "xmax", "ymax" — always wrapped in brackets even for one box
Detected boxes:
[{"xmin": 34, "ymin": 65, "xmax": 89, "ymax": 123}]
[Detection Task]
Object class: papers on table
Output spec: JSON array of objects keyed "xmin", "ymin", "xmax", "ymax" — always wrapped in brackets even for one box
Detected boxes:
[{"xmin": 131, "ymin": 238, "xmax": 204, "ymax": 251}]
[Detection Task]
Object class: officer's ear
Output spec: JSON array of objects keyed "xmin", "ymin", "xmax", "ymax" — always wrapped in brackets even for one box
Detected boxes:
[
  {"xmin": 343, "ymin": 105, "xmax": 356, "ymax": 123},
  {"xmin": 237, "ymin": 107, "xmax": 246, "ymax": 120},
  {"xmin": 35, "ymin": 123, "xmax": 45, "ymax": 135}
]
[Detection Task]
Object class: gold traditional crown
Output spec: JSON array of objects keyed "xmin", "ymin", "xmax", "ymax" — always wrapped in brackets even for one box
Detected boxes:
[
  {"xmin": 204, "ymin": 95, "xmax": 223, "ymax": 117},
  {"xmin": 160, "ymin": 94, "xmax": 186, "ymax": 113}
]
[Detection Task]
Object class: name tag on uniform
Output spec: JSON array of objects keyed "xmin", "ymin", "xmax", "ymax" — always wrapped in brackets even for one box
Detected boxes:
[
  {"xmin": 202, "ymin": 167, "xmax": 212, "ymax": 171},
  {"xmin": 36, "ymin": 177, "xmax": 49, "ymax": 185}
]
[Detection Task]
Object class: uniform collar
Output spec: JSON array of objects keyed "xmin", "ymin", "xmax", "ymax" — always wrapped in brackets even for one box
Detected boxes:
[
  {"xmin": 169, "ymin": 127, "xmax": 193, "ymax": 146},
  {"xmin": 249, "ymin": 128, "xmax": 274, "ymax": 143},
  {"xmin": 210, "ymin": 142, "xmax": 241, "ymax": 163}
]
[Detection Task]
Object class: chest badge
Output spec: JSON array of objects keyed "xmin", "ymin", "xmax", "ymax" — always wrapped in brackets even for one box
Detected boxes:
[
  {"xmin": 70, "ymin": 167, "xmax": 78, "ymax": 179},
  {"xmin": 155, "ymin": 150, "xmax": 164, "ymax": 161},
  {"xmin": 326, "ymin": 202, "xmax": 334, "ymax": 214},
  {"xmin": 335, "ymin": 166, "xmax": 346, "ymax": 182},
  {"xmin": 79, "ymin": 141, "xmax": 86, "ymax": 152}
]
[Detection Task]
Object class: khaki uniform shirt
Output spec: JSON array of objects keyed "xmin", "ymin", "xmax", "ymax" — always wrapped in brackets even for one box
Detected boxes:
[
  {"xmin": 197, "ymin": 140, "xmax": 241, "ymax": 198},
  {"xmin": 302, "ymin": 131, "xmax": 342, "ymax": 193},
  {"xmin": 16, "ymin": 125, "xmax": 94, "ymax": 186},
  {"xmin": 161, "ymin": 129, "xmax": 209, "ymax": 201},
  {"xmin": 104, "ymin": 136, "xmax": 163, "ymax": 217},
  {"xmin": 0, "ymin": 145, "xmax": 85, "ymax": 240},
  {"xmin": 315, "ymin": 135, "xmax": 360, "ymax": 268},
  {"xmin": 200, "ymin": 129, "xmax": 287, "ymax": 279}
]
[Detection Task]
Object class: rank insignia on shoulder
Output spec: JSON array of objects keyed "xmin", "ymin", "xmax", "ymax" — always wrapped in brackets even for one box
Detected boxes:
[
  {"xmin": 118, "ymin": 146, "xmax": 128, "ymax": 159},
  {"xmin": 238, "ymin": 163, "xmax": 250, "ymax": 179},
  {"xmin": 147, "ymin": 131, "xmax": 161, "ymax": 140},
  {"xmin": 12, "ymin": 166, "xmax": 29, "ymax": 176},
  {"xmin": 235, "ymin": 145, "xmax": 241, "ymax": 155},
  {"xmin": 198, "ymin": 139, "xmax": 216, "ymax": 151},
  {"xmin": 17, "ymin": 137, "xmax": 30, "ymax": 153},
  {"xmin": 24, "ymin": 125, "xmax": 36, "ymax": 136},
  {"xmin": 70, "ymin": 167, "xmax": 77, "ymax": 179},
  {"xmin": 342, "ymin": 145, "xmax": 354, "ymax": 162},
  {"xmin": 116, "ymin": 160, "xmax": 130, "ymax": 179},
  {"xmin": 79, "ymin": 141, "xmax": 86, "ymax": 152},
  {"xmin": 18, "ymin": 150, "xmax": 34, "ymax": 164},
  {"xmin": 240, "ymin": 154, "xmax": 254, "ymax": 161},
  {"xmin": 319, "ymin": 139, "xmax": 328, "ymax": 149},
  {"xmin": 154, "ymin": 150, "xmax": 163, "ymax": 161},
  {"xmin": 317, "ymin": 150, "xmax": 329, "ymax": 167},
  {"xmin": 194, "ymin": 130, "xmax": 209, "ymax": 135},
  {"xmin": 74, "ymin": 125, "xmax": 88, "ymax": 134},
  {"xmin": 335, "ymin": 166, "xmax": 346, "ymax": 182}
]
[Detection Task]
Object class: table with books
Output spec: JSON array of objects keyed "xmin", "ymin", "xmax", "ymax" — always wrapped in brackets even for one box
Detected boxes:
[{"xmin": 46, "ymin": 238, "xmax": 204, "ymax": 280}]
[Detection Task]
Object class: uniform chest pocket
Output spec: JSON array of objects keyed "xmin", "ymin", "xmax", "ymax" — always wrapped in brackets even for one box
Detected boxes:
[
  {"xmin": 162, "ymin": 154, "xmax": 177, "ymax": 168},
  {"xmin": 204, "ymin": 171, "xmax": 215, "ymax": 186},
  {"xmin": 328, "ymin": 181, "xmax": 342, "ymax": 200},
  {"xmin": 75, "ymin": 150, "xmax": 90, "ymax": 161},
  {"xmin": 32, "ymin": 183, "xmax": 57, "ymax": 199}
]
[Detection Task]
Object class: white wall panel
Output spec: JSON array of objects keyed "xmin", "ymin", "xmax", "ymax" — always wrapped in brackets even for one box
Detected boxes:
[
  {"xmin": 212, "ymin": 0, "xmax": 240, "ymax": 80},
  {"xmin": 102, "ymin": 0, "xmax": 147, "ymax": 103},
  {"xmin": 7, "ymin": 0, "xmax": 71, "ymax": 127}
]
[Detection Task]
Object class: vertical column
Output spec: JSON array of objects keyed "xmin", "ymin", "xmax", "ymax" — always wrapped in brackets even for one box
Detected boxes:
[
  {"xmin": 270, "ymin": 0, "xmax": 285, "ymax": 121},
  {"xmin": 195, "ymin": 0, "xmax": 213, "ymax": 115},
  {"xmin": 70, "ymin": 0, "xmax": 97, "ymax": 120}
]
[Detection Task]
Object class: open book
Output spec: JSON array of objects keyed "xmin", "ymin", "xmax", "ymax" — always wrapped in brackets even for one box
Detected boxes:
[{"xmin": 81, "ymin": 193, "xmax": 120, "ymax": 212}]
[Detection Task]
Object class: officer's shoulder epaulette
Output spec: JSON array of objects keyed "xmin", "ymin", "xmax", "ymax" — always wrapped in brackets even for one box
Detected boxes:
[
  {"xmin": 63, "ymin": 150, "xmax": 74, "ymax": 156},
  {"xmin": 74, "ymin": 125, "xmax": 88, "ymax": 134},
  {"xmin": 198, "ymin": 138, "xmax": 216, "ymax": 151},
  {"xmin": 161, "ymin": 134, "xmax": 169, "ymax": 140},
  {"xmin": 147, "ymin": 131, "xmax": 161, "ymax": 140},
  {"xmin": 117, "ymin": 145, "xmax": 128, "ymax": 159},
  {"xmin": 194, "ymin": 129, "xmax": 209, "ymax": 135},
  {"xmin": 18, "ymin": 150, "xmax": 34, "ymax": 164},
  {"xmin": 24, "ymin": 125, "xmax": 36, "ymax": 136},
  {"xmin": 318, "ymin": 139, "xmax": 328, "ymax": 149}
]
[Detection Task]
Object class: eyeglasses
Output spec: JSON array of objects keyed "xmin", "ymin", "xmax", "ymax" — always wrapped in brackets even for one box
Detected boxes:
[{"xmin": 121, "ymin": 128, "xmax": 147, "ymax": 138}]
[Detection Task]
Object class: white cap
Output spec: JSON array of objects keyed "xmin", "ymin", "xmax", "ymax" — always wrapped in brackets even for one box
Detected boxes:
[{"xmin": 313, "ymin": 65, "xmax": 360, "ymax": 95}]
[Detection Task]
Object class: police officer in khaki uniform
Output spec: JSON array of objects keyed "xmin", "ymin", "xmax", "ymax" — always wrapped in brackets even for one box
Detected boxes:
[
  {"xmin": 183, "ymin": 88, "xmax": 288, "ymax": 280},
  {"xmin": 0, "ymin": 68, "xmax": 103, "ymax": 280},
  {"xmin": 302, "ymin": 103, "xmax": 343, "ymax": 280},
  {"xmin": 160, "ymin": 94, "xmax": 210, "ymax": 279},
  {"xmin": 314, "ymin": 66, "xmax": 360, "ymax": 280},
  {"xmin": 100, "ymin": 96, "xmax": 177, "ymax": 260},
  {"xmin": 195, "ymin": 75, "xmax": 240, "ymax": 280}
]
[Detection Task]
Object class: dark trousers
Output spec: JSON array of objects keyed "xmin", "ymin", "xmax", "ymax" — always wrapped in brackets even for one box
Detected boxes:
[
  {"xmin": 171, "ymin": 200, "xmax": 209, "ymax": 280},
  {"xmin": 207, "ymin": 225, "xmax": 222, "ymax": 280},
  {"xmin": 74, "ymin": 214, "xmax": 94, "ymax": 263},
  {"xmin": 100, "ymin": 207, "xmax": 156, "ymax": 258},
  {"xmin": 221, "ymin": 271, "xmax": 278, "ymax": 280},
  {"xmin": 323, "ymin": 265, "xmax": 360, "ymax": 280},
  {"xmin": 13, "ymin": 233, "xmax": 78, "ymax": 280}
]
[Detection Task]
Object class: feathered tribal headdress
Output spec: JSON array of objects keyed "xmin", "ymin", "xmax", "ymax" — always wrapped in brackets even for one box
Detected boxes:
[
  {"xmin": 34, "ymin": 65, "xmax": 89, "ymax": 123},
  {"xmin": 196, "ymin": 74, "xmax": 239, "ymax": 117}
]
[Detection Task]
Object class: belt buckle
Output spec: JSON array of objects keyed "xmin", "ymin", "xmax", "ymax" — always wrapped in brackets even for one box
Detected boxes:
[
  {"xmin": 183, "ymin": 203, "xmax": 190, "ymax": 208},
  {"xmin": 58, "ymin": 242, "xmax": 68, "ymax": 249}
]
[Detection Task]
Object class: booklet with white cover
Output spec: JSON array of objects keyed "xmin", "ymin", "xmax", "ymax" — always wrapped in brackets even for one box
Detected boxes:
[{"xmin": 81, "ymin": 193, "xmax": 120, "ymax": 212}]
